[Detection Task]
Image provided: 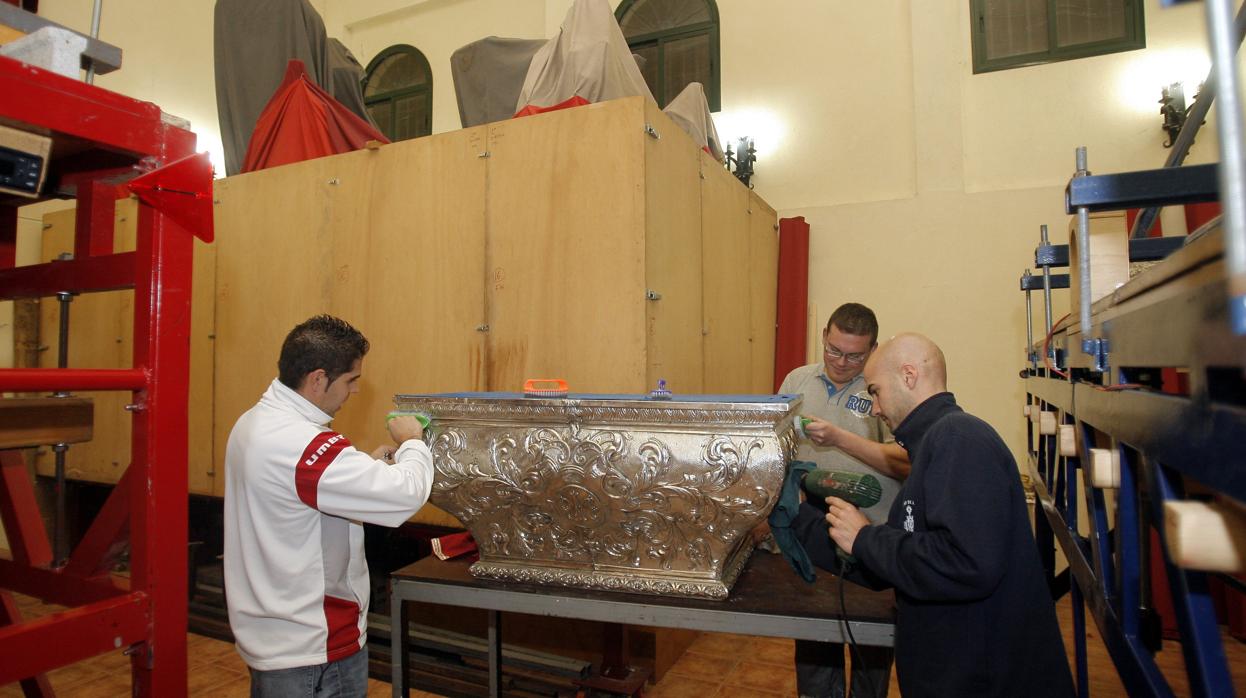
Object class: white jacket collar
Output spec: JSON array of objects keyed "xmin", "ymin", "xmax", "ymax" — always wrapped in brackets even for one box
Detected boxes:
[{"xmin": 263, "ymin": 378, "xmax": 333, "ymax": 427}]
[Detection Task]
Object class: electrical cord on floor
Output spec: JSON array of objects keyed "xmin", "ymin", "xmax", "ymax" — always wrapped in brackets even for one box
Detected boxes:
[{"xmin": 838, "ymin": 560, "xmax": 876, "ymax": 698}]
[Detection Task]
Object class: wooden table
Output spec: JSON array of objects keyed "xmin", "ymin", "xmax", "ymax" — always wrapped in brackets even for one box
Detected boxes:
[{"xmin": 389, "ymin": 551, "xmax": 895, "ymax": 697}]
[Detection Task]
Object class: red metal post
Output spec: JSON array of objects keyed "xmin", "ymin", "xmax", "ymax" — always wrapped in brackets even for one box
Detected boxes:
[
  {"xmin": 0, "ymin": 56, "xmax": 194, "ymax": 160},
  {"xmin": 63, "ymin": 465, "xmax": 133, "ymax": 578},
  {"xmin": 0, "ymin": 592, "xmax": 53, "ymax": 696},
  {"xmin": 0, "ymin": 252, "xmax": 139, "ymax": 299},
  {"xmin": 0, "ymin": 206, "xmax": 14, "ymax": 270},
  {"xmin": 0, "ymin": 451, "xmax": 53, "ymax": 567},
  {"xmin": 0, "ymin": 593, "xmax": 149, "ymax": 685},
  {"xmin": 74, "ymin": 179, "xmax": 118, "ymax": 260},
  {"xmin": 0, "ymin": 559, "xmax": 124, "ymax": 606},
  {"xmin": 0, "ymin": 368, "xmax": 147, "ymax": 393},
  {"xmin": 127, "ymin": 196, "xmax": 193, "ymax": 695},
  {"xmin": 0, "ymin": 56, "xmax": 202, "ymax": 695}
]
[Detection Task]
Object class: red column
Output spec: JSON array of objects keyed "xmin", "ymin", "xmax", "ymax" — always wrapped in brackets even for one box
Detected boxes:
[
  {"xmin": 73, "ymin": 180, "xmax": 117, "ymax": 260},
  {"xmin": 0, "ymin": 206, "xmax": 15, "ymax": 270},
  {"xmin": 127, "ymin": 197, "xmax": 192, "ymax": 696},
  {"xmin": 773, "ymin": 216, "xmax": 810, "ymax": 392}
]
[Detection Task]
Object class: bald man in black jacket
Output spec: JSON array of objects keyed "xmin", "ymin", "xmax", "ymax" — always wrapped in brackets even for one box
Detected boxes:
[{"xmin": 794, "ymin": 333, "xmax": 1074, "ymax": 697}]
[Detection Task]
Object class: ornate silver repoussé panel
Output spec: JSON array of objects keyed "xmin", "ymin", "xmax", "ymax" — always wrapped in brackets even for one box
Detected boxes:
[{"xmin": 393, "ymin": 392, "xmax": 800, "ymax": 599}]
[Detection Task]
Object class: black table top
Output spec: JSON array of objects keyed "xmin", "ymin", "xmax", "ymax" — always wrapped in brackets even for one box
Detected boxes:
[{"xmin": 392, "ymin": 550, "xmax": 896, "ymax": 626}]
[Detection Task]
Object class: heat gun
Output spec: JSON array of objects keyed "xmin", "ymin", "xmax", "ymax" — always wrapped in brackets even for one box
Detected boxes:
[
  {"xmin": 801, "ymin": 469, "xmax": 882, "ymax": 510},
  {"xmin": 801, "ymin": 468, "xmax": 881, "ymax": 568}
]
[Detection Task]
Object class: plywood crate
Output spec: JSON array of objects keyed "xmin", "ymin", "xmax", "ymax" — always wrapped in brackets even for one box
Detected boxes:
[
  {"xmin": 213, "ymin": 96, "xmax": 778, "ymax": 510},
  {"xmin": 23, "ymin": 98, "xmax": 779, "ymax": 518}
]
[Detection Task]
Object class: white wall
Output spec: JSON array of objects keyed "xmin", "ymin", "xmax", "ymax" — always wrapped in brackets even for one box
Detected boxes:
[
  {"xmin": 11, "ymin": 0, "xmax": 1225, "ymax": 463},
  {"xmin": 328, "ymin": 0, "xmax": 547, "ymax": 147}
]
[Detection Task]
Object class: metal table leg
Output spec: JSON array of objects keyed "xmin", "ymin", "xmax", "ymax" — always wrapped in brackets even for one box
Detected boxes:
[
  {"xmin": 390, "ymin": 597, "xmax": 407, "ymax": 698},
  {"xmin": 487, "ymin": 609, "xmax": 502, "ymax": 697}
]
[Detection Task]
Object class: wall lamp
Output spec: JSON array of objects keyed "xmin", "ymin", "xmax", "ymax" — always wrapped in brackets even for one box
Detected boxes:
[
  {"xmin": 1160, "ymin": 81, "xmax": 1202, "ymax": 148},
  {"xmin": 723, "ymin": 136, "xmax": 756, "ymax": 188}
]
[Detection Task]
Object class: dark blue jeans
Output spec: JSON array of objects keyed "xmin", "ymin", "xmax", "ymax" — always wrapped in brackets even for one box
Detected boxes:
[{"xmin": 249, "ymin": 645, "xmax": 368, "ymax": 698}]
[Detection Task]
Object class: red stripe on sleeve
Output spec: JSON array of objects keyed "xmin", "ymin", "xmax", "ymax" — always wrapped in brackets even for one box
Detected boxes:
[{"xmin": 295, "ymin": 431, "xmax": 352, "ymax": 509}]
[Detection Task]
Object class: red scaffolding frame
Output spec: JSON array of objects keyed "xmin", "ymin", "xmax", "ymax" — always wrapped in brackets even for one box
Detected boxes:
[{"xmin": 0, "ymin": 55, "xmax": 212, "ymax": 695}]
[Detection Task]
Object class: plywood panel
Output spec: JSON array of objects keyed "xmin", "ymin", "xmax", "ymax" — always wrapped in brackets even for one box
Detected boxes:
[
  {"xmin": 700, "ymin": 151, "xmax": 752, "ymax": 393},
  {"xmin": 748, "ymin": 193, "xmax": 779, "ymax": 394},
  {"xmin": 331, "ymin": 129, "xmax": 489, "ymax": 470},
  {"xmin": 212, "ymin": 132, "xmax": 488, "ymax": 505},
  {"xmin": 212, "ymin": 154, "xmax": 370, "ymax": 490},
  {"xmin": 36, "ymin": 203, "xmax": 135, "ymax": 485},
  {"xmin": 188, "ymin": 236, "xmax": 216, "ymax": 496},
  {"xmin": 485, "ymin": 98, "xmax": 648, "ymax": 393},
  {"xmin": 642, "ymin": 100, "xmax": 703, "ymax": 395}
]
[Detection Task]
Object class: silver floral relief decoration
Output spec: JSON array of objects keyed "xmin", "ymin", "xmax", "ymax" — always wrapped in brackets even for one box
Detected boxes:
[
  {"xmin": 399, "ymin": 397, "xmax": 791, "ymax": 428},
  {"xmin": 431, "ymin": 424, "xmax": 777, "ymax": 575}
]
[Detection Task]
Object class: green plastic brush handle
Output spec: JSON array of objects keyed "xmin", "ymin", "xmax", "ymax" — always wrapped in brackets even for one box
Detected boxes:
[{"xmin": 386, "ymin": 411, "xmax": 431, "ymax": 428}]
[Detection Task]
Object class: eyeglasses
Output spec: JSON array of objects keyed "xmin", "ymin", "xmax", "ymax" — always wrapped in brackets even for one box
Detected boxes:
[{"xmin": 823, "ymin": 344, "xmax": 868, "ymax": 364}]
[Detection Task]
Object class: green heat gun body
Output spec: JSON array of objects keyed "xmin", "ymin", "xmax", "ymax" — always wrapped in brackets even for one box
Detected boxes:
[
  {"xmin": 801, "ymin": 468, "xmax": 883, "ymax": 567},
  {"xmin": 801, "ymin": 469, "xmax": 882, "ymax": 510}
]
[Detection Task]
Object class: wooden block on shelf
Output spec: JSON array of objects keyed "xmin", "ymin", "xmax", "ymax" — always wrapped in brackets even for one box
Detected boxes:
[
  {"xmin": 1068, "ymin": 210, "xmax": 1129, "ymax": 318},
  {"xmin": 1058, "ymin": 424, "xmax": 1079, "ymax": 457},
  {"xmin": 0, "ymin": 397, "xmax": 93, "ymax": 449},
  {"xmin": 1088, "ymin": 447, "xmax": 1120, "ymax": 489},
  {"xmin": 1164, "ymin": 500, "xmax": 1246, "ymax": 573}
]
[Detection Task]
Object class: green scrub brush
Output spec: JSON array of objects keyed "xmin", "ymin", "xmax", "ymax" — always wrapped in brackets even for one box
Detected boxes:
[{"xmin": 386, "ymin": 411, "xmax": 432, "ymax": 430}]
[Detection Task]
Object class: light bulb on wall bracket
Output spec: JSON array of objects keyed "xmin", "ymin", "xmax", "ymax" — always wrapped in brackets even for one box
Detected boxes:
[
  {"xmin": 1115, "ymin": 49, "xmax": 1210, "ymax": 117},
  {"xmin": 1159, "ymin": 81, "xmax": 1204, "ymax": 149},
  {"xmin": 723, "ymin": 136, "xmax": 756, "ymax": 188}
]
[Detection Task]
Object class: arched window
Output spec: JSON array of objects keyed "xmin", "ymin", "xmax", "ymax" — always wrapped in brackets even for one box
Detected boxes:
[
  {"xmin": 616, "ymin": 0, "xmax": 720, "ymax": 111},
  {"xmin": 363, "ymin": 45, "xmax": 433, "ymax": 141}
]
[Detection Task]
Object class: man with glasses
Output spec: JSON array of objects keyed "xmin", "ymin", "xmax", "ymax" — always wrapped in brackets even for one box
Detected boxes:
[{"xmin": 776, "ymin": 302, "xmax": 905, "ymax": 698}]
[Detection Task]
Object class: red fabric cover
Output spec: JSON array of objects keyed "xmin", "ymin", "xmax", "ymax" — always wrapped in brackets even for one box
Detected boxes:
[
  {"xmin": 513, "ymin": 95, "xmax": 590, "ymax": 118},
  {"xmin": 431, "ymin": 531, "xmax": 478, "ymax": 562},
  {"xmin": 242, "ymin": 60, "xmax": 389, "ymax": 173},
  {"xmin": 774, "ymin": 217, "xmax": 811, "ymax": 392}
]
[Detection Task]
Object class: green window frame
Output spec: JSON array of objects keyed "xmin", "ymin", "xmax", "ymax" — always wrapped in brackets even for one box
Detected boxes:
[
  {"xmin": 970, "ymin": 0, "xmax": 1145, "ymax": 74},
  {"xmin": 615, "ymin": 0, "xmax": 721, "ymax": 112},
  {"xmin": 362, "ymin": 44, "xmax": 433, "ymax": 141}
]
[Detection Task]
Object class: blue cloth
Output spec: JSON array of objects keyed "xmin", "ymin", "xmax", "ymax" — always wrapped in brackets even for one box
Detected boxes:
[
  {"xmin": 767, "ymin": 459, "xmax": 819, "ymax": 583},
  {"xmin": 249, "ymin": 645, "xmax": 368, "ymax": 697}
]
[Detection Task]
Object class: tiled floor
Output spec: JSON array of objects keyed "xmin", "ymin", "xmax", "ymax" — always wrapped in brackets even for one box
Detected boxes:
[
  {"xmin": 0, "ymin": 591, "xmax": 428, "ymax": 698},
  {"xmin": 642, "ymin": 627, "xmax": 893, "ymax": 698},
  {"xmin": 2, "ymin": 589, "xmax": 1244, "ymax": 697}
]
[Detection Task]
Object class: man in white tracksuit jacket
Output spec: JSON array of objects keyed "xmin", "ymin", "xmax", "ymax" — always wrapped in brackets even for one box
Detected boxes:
[{"xmin": 224, "ymin": 315, "xmax": 433, "ymax": 697}]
